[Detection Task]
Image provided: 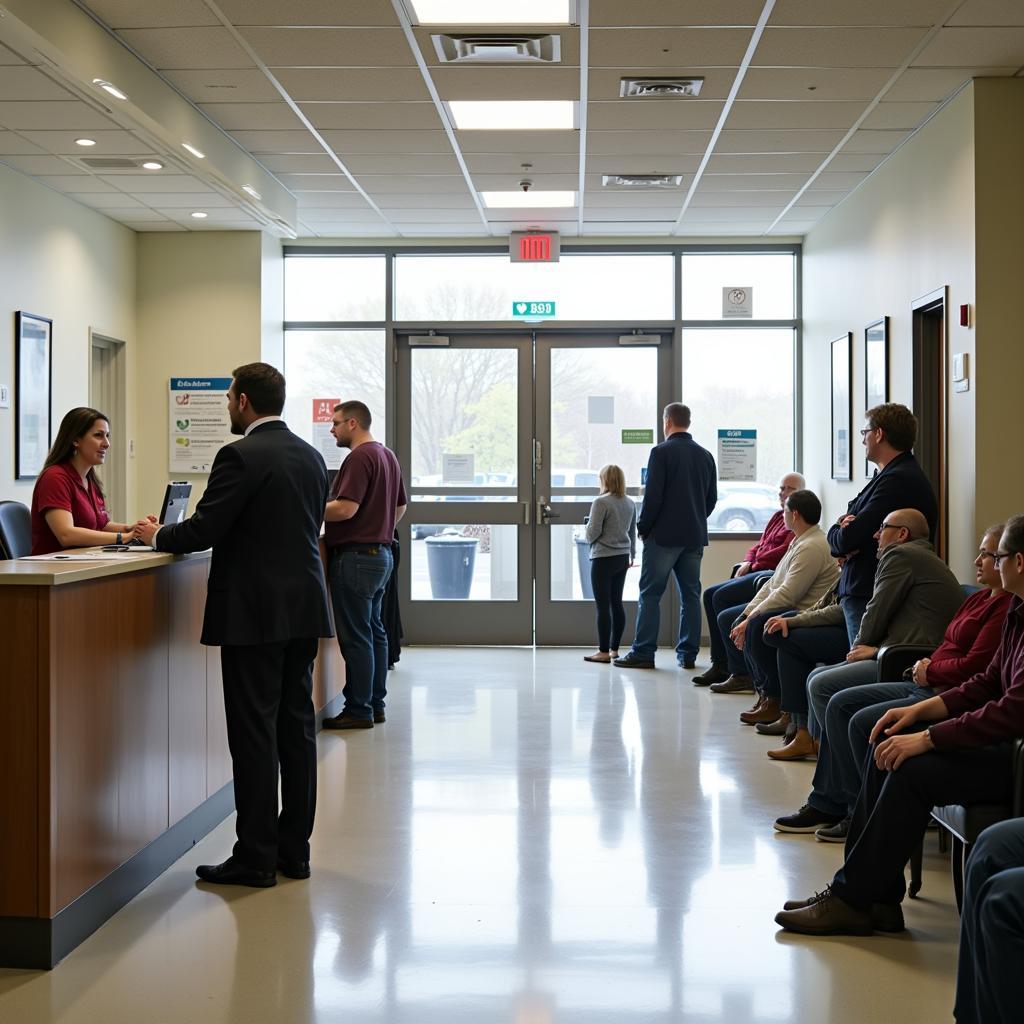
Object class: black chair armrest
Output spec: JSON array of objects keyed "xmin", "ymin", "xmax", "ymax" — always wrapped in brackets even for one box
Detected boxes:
[
  {"xmin": 730, "ymin": 563, "xmax": 741, "ymax": 579},
  {"xmin": 753, "ymin": 574, "xmax": 770, "ymax": 594},
  {"xmin": 876, "ymin": 644, "xmax": 934, "ymax": 681},
  {"xmin": 1012, "ymin": 739, "xmax": 1024, "ymax": 818}
]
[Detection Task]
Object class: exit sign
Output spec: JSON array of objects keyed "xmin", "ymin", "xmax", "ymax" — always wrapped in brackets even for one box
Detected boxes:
[{"xmin": 510, "ymin": 231, "xmax": 560, "ymax": 262}]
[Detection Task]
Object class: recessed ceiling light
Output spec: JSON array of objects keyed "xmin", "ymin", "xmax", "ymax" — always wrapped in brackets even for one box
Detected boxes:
[
  {"xmin": 92, "ymin": 78, "xmax": 128, "ymax": 101},
  {"xmin": 182, "ymin": 142, "xmax": 205, "ymax": 159},
  {"xmin": 481, "ymin": 190, "xmax": 576, "ymax": 208},
  {"xmin": 190, "ymin": 211, "xmax": 208, "ymax": 219},
  {"xmin": 141, "ymin": 160, "xmax": 163, "ymax": 171},
  {"xmin": 409, "ymin": 0, "xmax": 571, "ymax": 24},
  {"xmin": 75, "ymin": 138, "xmax": 96, "ymax": 147},
  {"xmin": 242, "ymin": 184, "xmax": 262, "ymax": 200},
  {"xmin": 448, "ymin": 100, "xmax": 575, "ymax": 131}
]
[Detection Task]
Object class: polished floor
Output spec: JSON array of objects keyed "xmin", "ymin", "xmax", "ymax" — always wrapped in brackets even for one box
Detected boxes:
[{"xmin": 0, "ymin": 648, "xmax": 960, "ymax": 1022}]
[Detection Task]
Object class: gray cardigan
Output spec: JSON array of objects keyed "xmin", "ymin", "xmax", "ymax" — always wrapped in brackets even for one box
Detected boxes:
[{"xmin": 585, "ymin": 493, "xmax": 637, "ymax": 560}]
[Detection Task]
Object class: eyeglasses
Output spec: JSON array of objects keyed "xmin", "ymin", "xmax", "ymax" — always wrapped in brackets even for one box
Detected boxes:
[
  {"xmin": 977, "ymin": 549, "xmax": 998, "ymax": 561},
  {"xmin": 878, "ymin": 522, "xmax": 902, "ymax": 532},
  {"xmin": 859, "ymin": 427, "xmax": 876, "ymax": 437},
  {"xmin": 993, "ymin": 551, "xmax": 1017, "ymax": 567}
]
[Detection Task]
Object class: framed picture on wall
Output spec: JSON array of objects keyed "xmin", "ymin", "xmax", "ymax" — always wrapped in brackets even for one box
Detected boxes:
[
  {"xmin": 15, "ymin": 311, "xmax": 52, "ymax": 479},
  {"xmin": 831, "ymin": 332, "xmax": 852, "ymax": 481},
  {"xmin": 864, "ymin": 316, "xmax": 889, "ymax": 478}
]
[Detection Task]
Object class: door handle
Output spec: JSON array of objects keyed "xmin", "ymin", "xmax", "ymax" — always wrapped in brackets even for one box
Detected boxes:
[{"xmin": 538, "ymin": 501, "xmax": 559, "ymax": 525}]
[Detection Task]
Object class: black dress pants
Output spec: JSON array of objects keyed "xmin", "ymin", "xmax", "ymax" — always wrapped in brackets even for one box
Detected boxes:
[{"xmin": 220, "ymin": 637, "xmax": 319, "ymax": 870}]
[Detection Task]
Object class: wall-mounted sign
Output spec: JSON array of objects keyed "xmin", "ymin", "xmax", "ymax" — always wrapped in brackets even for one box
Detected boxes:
[
  {"xmin": 312, "ymin": 398, "xmax": 342, "ymax": 469},
  {"xmin": 509, "ymin": 231, "xmax": 560, "ymax": 262},
  {"xmin": 169, "ymin": 377, "xmax": 234, "ymax": 473},
  {"xmin": 512, "ymin": 300, "xmax": 556, "ymax": 319},
  {"xmin": 443, "ymin": 453, "xmax": 475, "ymax": 484},
  {"xmin": 722, "ymin": 286, "xmax": 753, "ymax": 318},
  {"xmin": 717, "ymin": 429, "xmax": 757, "ymax": 481},
  {"xmin": 622, "ymin": 428, "xmax": 654, "ymax": 444},
  {"xmin": 588, "ymin": 396, "xmax": 615, "ymax": 424}
]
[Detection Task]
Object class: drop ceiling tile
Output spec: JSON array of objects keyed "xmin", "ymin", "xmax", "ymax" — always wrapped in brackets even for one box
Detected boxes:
[
  {"xmin": 274, "ymin": 68, "xmax": 430, "ymax": 102},
  {"xmin": 840, "ymin": 129, "xmax": 913, "ymax": 152},
  {"xmin": 227, "ymin": 129, "xmax": 321, "ymax": 153},
  {"xmin": 860, "ymin": 101, "xmax": 941, "ymax": 130},
  {"xmin": 589, "ymin": 28, "xmax": 752, "ymax": 67},
  {"xmin": 0, "ymin": 44, "xmax": 28, "ymax": 65},
  {"xmin": 754, "ymin": 28, "xmax": 930, "ymax": 67},
  {"xmin": 810, "ymin": 171, "xmax": 872, "ymax": 189},
  {"xmin": 0, "ymin": 101, "xmax": 118, "ymax": 130},
  {"xmin": 431, "ymin": 67, "xmax": 579, "ymax": 102},
  {"xmin": 584, "ymin": 222, "xmax": 674, "ymax": 234},
  {"xmin": 217, "ymin": 0, "xmax": 401, "ymax": 25},
  {"xmin": 99, "ymin": 174, "xmax": 217, "ymax": 192},
  {"xmin": 102, "ymin": 208, "xmax": 174, "ymax": 221},
  {"xmin": 728, "ymin": 101, "xmax": 864, "ymax": 130},
  {"xmin": 361, "ymin": 174, "xmax": 471, "ymax": 193},
  {"xmin": 914, "ymin": 28, "xmax": 1024, "ymax": 67},
  {"xmin": 791, "ymin": 192, "xmax": 849, "ymax": 207},
  {"xmin": 155, "ymin": 207, "xmax": 257, "ymax": 222},
  {"xmin": 38, "ymin": 174, "xmax": 119, "ymax": 192},
  {"xmin": 589, "ymin": 67, "xmax": 737, "ymax": 102},
  {"xmin": 345, "ymin": 153, "xmax": 461, "ymax": 174},
  {"xmin": 239, "ymin": 28, "xmax": 414, "ymax": 67},
  {"xmin": 139, "ymin": 192, "xmax": 236, "ymax": 207},
  {"xmin": 368, "ymin": 194, "xmax": 478, "ymax": 209},
  {"xmin": 885, "ymin": 68, "xmax": 1015, "ymax": 101},
  {"xmin": 488, "ymin": 219, "xmax": 578, "ymax": 231},
  {"xmin": 456, "ymin": 130, "xmax": 582, "ymax": 154},
  {"xmin": 319, "ymin": 129, "xmax": 451, "ymax": 154},
  {"xmin": 585, "ymin": 154, "xmax": 702, "ymax": 174},
  {"xmin": 116, "ymin": 28, "xmax": 255, "ymax": 69},
  {"xmin": 768, "ymin": 220, "xmax": 816, "ymax": 233},
  {"xmin": 715, "ymin": 128, "xmax": 845, "ymax": 152},
  {"xmin": 587, "ymin": 100, "xmax": 724, "ymax": 130},
  {"xmin": 197, "ymin": 103, "xmax": 306, "ymax": 130},
  {"xmin": 473, "ymin": 172, "xmax": 579, "ymax": 190},
  {"xmin": 258, "ymin": 153, "xmax": 339, "ymax": 173},
  {"xmin": 81, "ymin": 1, "xmax": 219, "ymax": 27},
  {"xmin": 689, "ymin": 190, "xmax": 794, "ymax": 207},
  {"xmin": 160, "ymin": 69, "xmax": 282, "ymax": 103},
  {"xmin": 948, "ymin": 0, "xmax": 1024, "ymax": 26},
  {"xmin": 739, "ymin": 67, "xmax": 896, "ymax": 102},
  {"xmin": 701, "ymin": 172, "xmax": 810, "ymax": 190},
  {"xmin": 69, "ymin": 193, "xmax": 149, "ymax": 209},
  {"xmin": 294, "ymin": 192, "xmax": 371, "ymax": 208},
  {"xmin": 0, "ymin": 67, "xmax": 76, "ymax": 101},
  {"xmin": 300, "ymin": 102, "xmax": 442, "ymax": 131},
  {"xmin": 771, "ymin": 0, "xmax": 952, "ymax": 25},
  {"xmin": 586, "ymin": 191, "xmax": 687, "ymax": 207},
  {"xmin": 590, "ymin": 0, "xmax": 764, "ymax": 26},
  {"xmin": 584, "ymin": 208, "xmax": 683, "ymax": 221},
  {"xmin": 366, "ymin": 208, "xmax": 482, "ymax": 224},
  {"xmin": 392, "ymin": 226, "xmax": 489, "ymax": 237},
  {"xmin": 682, "ymin": 207, "xmax": 777, "ymax": 223},
  {"xmin": 19, "ymin": 129, "xmax": 157, "ymax": 155},
  {"xmin": 290, "ymin": 208, "xmax": 390, "ymax": 224},
  {"xmin": 0, "ymin": 131, "xmax": 47, "ymax": 156},
  {"xmin": 121, "ymin": 221, "xmax": 187, "ymax": 231},
  {"xmin": 277, "ymin": 173, "xmax": 354, "ymax": 189},
  {"xmin": 587, "ymin": 130, "xmax": 712, "ymax": 154},
  {"xmin": 827, "ymin": 153, "xmax": 885, "ymax": 172},
  {"xmin": 0, "ymin": 154, "xmax": 84, "ymax": 175},
  {"xmin": 707, "ymin": 152, "xmax": 826, "ymax": 172}
]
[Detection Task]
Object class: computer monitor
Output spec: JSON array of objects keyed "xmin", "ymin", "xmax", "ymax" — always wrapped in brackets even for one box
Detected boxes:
[{"xmin": 159, "ymin": 482, "xmax": 192, "ymax": 525}]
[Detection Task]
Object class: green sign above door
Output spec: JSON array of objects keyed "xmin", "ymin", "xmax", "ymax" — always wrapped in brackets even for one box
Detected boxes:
[{"xmin": 512, "ymin": 300, "xmax": 556, "ymax": 318}]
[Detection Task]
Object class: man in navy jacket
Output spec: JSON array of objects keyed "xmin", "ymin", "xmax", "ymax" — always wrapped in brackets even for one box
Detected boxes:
[{"xmin": 615, "ymin": 403, "xmax": 717, "ymax": 669}]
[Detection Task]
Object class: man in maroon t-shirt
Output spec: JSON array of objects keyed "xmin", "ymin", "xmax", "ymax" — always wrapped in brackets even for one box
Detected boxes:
[{"xmin": 321, "ymin": 400, "xmax": 407, "ymax": 730}]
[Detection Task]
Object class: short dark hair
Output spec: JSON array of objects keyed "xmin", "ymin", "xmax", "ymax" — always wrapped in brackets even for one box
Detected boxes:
[
  {"xmin": 336, "ymin": 400, "xmax": 372, "ymax": 430},
  {"xmin": 785, "ymin": 489, "xmax": 822, "ymax": 526},
  {"xmin": 1002, "ymin": 514, "xmax": 1024, "ymax": 556},
  {"xmin": 232, "ymin": 362, "xmax": 285, "ymax": 415},
  {"xmin": 663, "ymin": 403, "xmax": 691, "ymax": 428},
  {"xmin": 866, "ymin": 403, "xmax": 917, "ymax": 452}
]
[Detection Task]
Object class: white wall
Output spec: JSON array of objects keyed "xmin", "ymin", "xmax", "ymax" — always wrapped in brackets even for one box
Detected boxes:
[{"xmin": 0, "ymin": 163, "xmax": 137, "ymax": 517}]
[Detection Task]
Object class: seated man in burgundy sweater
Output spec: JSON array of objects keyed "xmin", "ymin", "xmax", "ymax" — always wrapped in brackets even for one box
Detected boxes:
[
  {"xmin": 775, "ymin": 512, "xmax": 1024, "ymax": 936},
  {"xmin": 693, "ymin": 472, "xmax": 802, "ymax": 686}
]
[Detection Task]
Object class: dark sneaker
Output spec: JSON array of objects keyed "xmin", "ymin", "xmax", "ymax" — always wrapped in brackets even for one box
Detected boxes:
[
  {"xmin": 322, "ymin": 712, "xmax": 373, "ymax": 730},
  {"xmin": 373, "ymin": 709, "xmax": 386, "ymax": 724},
  {"xmin": 613, "ymin": 652, "xmax": 656, "ymax": 669},
  {"xmin": 774, "ymin": 804, "xmax": 844, "ymax": 834},
  {"xmin": 774, "ymin": 885, "xmax": 874, "ymax": 936},
  {"xmin": 709, "ymin": 673, "xmax": 754, "ymax": 694},
  {"xmin": 692, "ymin": 664, "xmax": 728, "ymax": 686},
  {"xmin": 815, "ymin": 816, "xmax": 851, "ymax": 843},
  {"xmin": 678, "ymin": 658, "xmax": 697, "ymax": 670}
]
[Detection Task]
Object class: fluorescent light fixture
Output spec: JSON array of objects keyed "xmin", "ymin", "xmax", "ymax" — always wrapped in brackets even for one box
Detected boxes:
[
  {"xmin": 141, "ymin": 160, "xmax": 163, "ymax": 170},
  {"xmin": 242, "ymin": 184, "xmax": 262, "ymax": 200},
  {"xmin": 181, "ymin": 142, "xmax": 205, "ymax": 159},
  {"xmin": 409, "ymin": 0, "xmax": 571, "ymax": 24},
  {"xmin": 92, "ymin": 78, "xmax": 128, "ymax": 100},
  {"xmin": 481, "ymin": 190, "xmax": 576, "ymax": 208},
  {"xmin": 75, "ymin": 138, "xmax": 96, "ymax": 147},
  {"xmin": 190, "ymin": 211, "xmax": 208, "ymax": 219},
  {"xmin": 448, "ymin": 100, "xmax": 574, "ymax": 131}
]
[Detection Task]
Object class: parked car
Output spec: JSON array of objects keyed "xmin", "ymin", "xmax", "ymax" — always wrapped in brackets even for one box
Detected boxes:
[{"xmin": 706, "ymin": 482, "xmax": 779, "ymax": 532}]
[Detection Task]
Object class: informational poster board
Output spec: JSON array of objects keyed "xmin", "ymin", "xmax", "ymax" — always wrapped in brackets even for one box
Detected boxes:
[
  {"xmin": 312, "ymin": 398, "xmax": 342, "ymax": 469},
  {"xmin": 443, "ymin": 453, "xmax": 475, "ymax": 484},
  {"xmin": 722, "ymin": 286, "xmax": 753, "ymax": 318},
  {"xmin": 588, "ymin": 396, "xmax": 615, "ymax": 424},
  {"xmin": 717, "ymin": 429, "xmax": 757, "ymax": 481},
  {"xmin": 168, "ymin": 377, "xmax": 234, "ymax": 473}
]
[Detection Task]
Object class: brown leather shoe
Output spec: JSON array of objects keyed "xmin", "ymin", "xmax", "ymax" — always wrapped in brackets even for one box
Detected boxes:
[
  {"xmin": 741, "ymin": 695, "xmax": 765, "ymax": 716},
  {"xmin": 709, "ymin": 673, "xmax": 755, "ymax": 694},
  {"xmin": 740, "ymin": 697, "xmax": 781, "ymax": 725},
  {"xmin": 767, "ymin": 726, "xmax": 818, "ymax": 760},
  {"xmin": 755, "ymin": 712, "xmax": 791, "ymax": 736},
  {"xmin": 782, "ymin": 894, "xmax": 905, "ymax": 932},
  {"xmin": 775, "ymin": 886, "xmax": 874, "ymax": 935}
]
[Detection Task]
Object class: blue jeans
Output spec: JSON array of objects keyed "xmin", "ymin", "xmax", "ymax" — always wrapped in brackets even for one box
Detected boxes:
[
  {"xmin": 956, "ymin": 820, "xmax": 1024, "ymax": 1024},
  {"xmin": 329, "ymin": 547, "xmax": 393, "ymax": 721},
  {"xmin": 840, "ymin": 594, "xmax": 869, "ymax": 646},
  {"xmin": 806, "ymin": 659, "xmax": 879, "ymax": 738},
  {"xmin": 717, "ymin": 601, "xmax": 752, "ymax": 675},
  {"xmin": 702, "ymin": 571, "xmax": 773, "ymax": 668},
  {"xmin": 742, "ymin": 610, "xmax": 793, "ymax": 696},
  {"xmin": 631, "ymin": 540, "xmax": 703, "ymax": 662},
  {"xmin": 762, "ymin": 620, "xmax": 849, "ymax": 716}
]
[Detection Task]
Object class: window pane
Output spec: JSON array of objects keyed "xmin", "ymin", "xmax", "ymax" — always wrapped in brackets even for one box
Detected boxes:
[
  {"xmin": 681, "ymin": 328, "xmax": 794, "ymax": 532},
  {"xmin": 550, "ymin": 525, "xmax": 643, "ymax": 602},
  {"xmin": 284, "ymin": 256, "xmax": 385, "ymax": 321},
  {"xmin": 395, "ymin": 253, "xmax": 674, "ymax": 321},
  {"xmin": 283, "ymin": 330, "xmax": 386, "ymax": 464},
  {"xmin": 681, "ymin": 253, "xmax": 794, "ymax": 320},
  {"xmin": 409, "ymin": 524, "xmax": 518, "ymax": 600}
]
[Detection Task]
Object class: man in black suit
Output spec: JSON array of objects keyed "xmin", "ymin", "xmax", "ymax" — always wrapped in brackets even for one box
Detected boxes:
[
  {"xmin": 137, "ymin": 363, "xmax": 333, "ymax": 887},
  {"xmin": 615, "ymin": 403, "xmax": 717, "ymax": 670},
  {"xmin": 827, "ymin": 403, "xmax": 938, "ymax": 645}
]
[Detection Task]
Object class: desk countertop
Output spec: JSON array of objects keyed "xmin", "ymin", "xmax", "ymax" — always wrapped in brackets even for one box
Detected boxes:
[{"xmin": 0, "ymin": 548, "xmax": 210, "ymax": 586}]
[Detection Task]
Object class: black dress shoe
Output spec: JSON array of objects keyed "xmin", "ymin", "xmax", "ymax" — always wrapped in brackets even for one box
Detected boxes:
[
  {"xmin": 613, "ymin": 652, "xmax": 656, "ymax": 669},
  {"xmin": 678, "ymin": 658, "xmax": 697, "ymax": 670},
  {"xmin": 277, "ymin": 859, "xmax": 311, "ymax": 880},
  {"xmin": 692, "ymin": 664, "xmax": 728, "ymax": 687},
  {"xmin": 373, "ymin": 710, "xmax": 386, "ymax": 723},
  {"xmin": 196, "ymin": 858, "xmax": 276, "ymax": 888},
  {"xmin": 322, "ymin": 712, "xmax": 374, "ymax": 730}
]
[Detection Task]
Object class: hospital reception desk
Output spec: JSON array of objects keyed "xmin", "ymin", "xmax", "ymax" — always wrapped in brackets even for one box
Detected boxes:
[{"xmin": 0, "ymin": 551, "xmax": 344, "ymax": 969}]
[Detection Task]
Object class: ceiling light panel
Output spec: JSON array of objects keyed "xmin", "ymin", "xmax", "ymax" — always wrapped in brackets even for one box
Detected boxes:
[
  {"xmin": 480, "ymin": 190, "xmax": 576, "ymax": 208},
  {"xmin": 408, "ymin": 1, "xmax": 573, "ymax": 25},
  {"xmin": 447, "ymin": 100, "xmax": 576, "ymax": 130}
]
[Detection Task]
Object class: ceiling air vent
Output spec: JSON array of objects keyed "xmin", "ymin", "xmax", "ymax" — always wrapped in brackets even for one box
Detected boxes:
[
  {"xmin": 80, "ymin": 157, "xmax": 145, "ymax": 170},
  {"xmin": 602, "ymin": 174, "xmax": 684, "ymax": 189},
  {"xmin": 433, "ymin": 34, "xmax": 561, "ymax": 63},
  {"xmin": 619, "ymin": 77, "xmax": 705, "ymax": 98}
]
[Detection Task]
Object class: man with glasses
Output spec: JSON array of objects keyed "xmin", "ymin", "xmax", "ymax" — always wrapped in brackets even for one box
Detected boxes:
[{"xmin": 775, "ymin": 513, "xmax": 1024, "ymax": 936}]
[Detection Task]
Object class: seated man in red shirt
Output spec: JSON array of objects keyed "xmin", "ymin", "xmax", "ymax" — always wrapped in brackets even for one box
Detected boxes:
[
  {"xmin": 775, "ymin": 512, "xmax": 1024, "ymax": 936},
  {"xmin": 693, "ymin": 472, "xmax": 803, "ymax": 687}
]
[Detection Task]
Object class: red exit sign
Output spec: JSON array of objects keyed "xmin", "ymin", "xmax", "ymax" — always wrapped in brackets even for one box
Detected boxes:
[{"xmin": 509, "ymin": 231, "xmax": 560, "ymax": 263}]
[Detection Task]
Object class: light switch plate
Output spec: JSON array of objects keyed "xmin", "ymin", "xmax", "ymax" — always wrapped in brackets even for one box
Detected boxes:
[
  {"xmin": 952, "ymin": 352, "xmax": 968, "ymax": 382},
  {"xmin": 0, "ymin": 384, "xmax": 10, "ymax": 408}
]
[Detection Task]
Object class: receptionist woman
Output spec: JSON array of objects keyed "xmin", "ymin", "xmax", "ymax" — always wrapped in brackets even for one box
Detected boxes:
[{"xmin": 30, "ymin": 407, "xmax": 140, "ymax": 554}]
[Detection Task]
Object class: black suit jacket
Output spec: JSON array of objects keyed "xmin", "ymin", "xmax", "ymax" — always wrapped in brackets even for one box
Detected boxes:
[
  {"xmin": 637, "ymin": 432, "xmax": 717, "ymax": 548},
  {"xmin": 827, "ymin": 451, "xmax": 938, "ymax": 600},
  {"xmin": 155, "ymin": 421, "xmax": 333, "ymax": 647}
]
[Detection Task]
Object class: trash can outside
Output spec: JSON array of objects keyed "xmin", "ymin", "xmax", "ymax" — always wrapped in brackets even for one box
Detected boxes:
[
  {"xmin": 575, "ymin": 537, "xmax": 594, "ymax": 600},
  {"xmin": 426, "ymin": 535, "xmax": 479, "ymax": 599}
]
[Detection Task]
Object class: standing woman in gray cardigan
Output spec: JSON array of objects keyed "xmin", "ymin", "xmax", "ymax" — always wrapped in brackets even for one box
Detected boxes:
[{"xmin": 583, "ymin": 464, "xmax": 637, "ymax": 663}]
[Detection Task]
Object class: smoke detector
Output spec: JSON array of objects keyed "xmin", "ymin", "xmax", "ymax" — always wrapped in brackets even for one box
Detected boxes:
[
  {"xmin": 602, "ymin": 174, "xmax": 685, "ymax": 189},
  {"xmin": 433, "ymin": 34, "xmax": 561, "ymax": 63},
  {"xmin": 619, "ymin": 77, "xmax": 705, "ymax": 98}
]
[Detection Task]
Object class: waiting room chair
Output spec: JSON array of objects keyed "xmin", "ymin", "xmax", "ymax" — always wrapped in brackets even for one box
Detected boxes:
[{"xmin": 0, "ymin": 500, "xmax": 31, "ymax": 559}]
